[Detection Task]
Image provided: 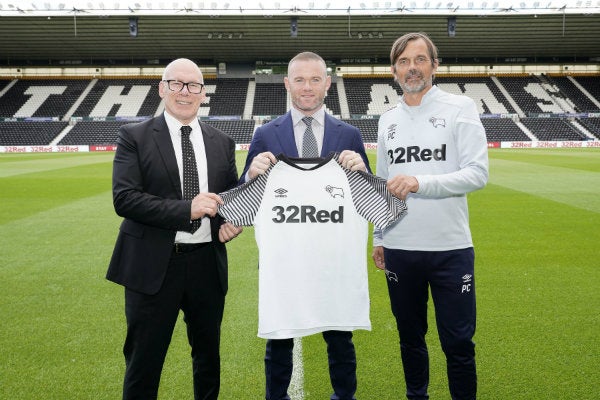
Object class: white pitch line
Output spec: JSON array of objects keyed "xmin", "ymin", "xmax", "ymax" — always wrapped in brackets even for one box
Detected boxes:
[{"xmin": 289, "ymin": 337, "xmax": 305, "ymax": 400}]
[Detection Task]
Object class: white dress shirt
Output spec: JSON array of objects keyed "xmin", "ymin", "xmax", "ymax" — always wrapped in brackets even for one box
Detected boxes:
[
  {"xmin": 290, "ymin": 106, "xmax": 325, "ymax": 157},
  {"xmin": 164, "ymin": 111, "xmax": 212, "ymax": 243}
]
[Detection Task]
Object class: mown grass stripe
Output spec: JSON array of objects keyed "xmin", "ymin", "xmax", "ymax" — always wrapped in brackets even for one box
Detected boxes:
[
  {"xmin": 489, "ymin": 158, "xmax": 600, "ymax": 213},
  {"xmin": 0, "ymin": 160, "xmax": 113, "ymax": 224},
  {"xmin": 0, "ymin": 153, "xmax": 114, "ymax": 178}
]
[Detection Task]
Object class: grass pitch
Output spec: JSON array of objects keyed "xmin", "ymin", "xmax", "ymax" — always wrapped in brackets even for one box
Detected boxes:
[{"xmin": 0, "ymin": 148, "xmax": 598, "ymax": 399}]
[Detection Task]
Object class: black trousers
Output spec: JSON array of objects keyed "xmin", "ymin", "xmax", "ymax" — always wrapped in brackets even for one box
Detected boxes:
[
  {"xmin": 122, "ymin": 244, "xmax": 225, "ymax": 400},
  {"xmin": 384, "ymin": 247, "xmax": 477, "ymax": 400},
  {"xmin": 264, "ymin": 330, "xmax": 357, "ymax": 400}
]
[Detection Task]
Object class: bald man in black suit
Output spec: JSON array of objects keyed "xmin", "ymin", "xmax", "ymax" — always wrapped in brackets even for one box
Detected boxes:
[{"xmin": 107, "ymin": 58, "xmax": 242, "ymax": 400}]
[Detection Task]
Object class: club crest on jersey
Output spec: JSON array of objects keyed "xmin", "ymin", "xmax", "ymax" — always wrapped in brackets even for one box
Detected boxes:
[
  {"xmin": 386, "ymin": 124, "xmax": 397, "ymax": 140},
  {"xmin": 325, "ymin": 185, "xmax": 344, "ymax": 198},
  {"xmin": 429, "ymin": 117, "xmax": 446, "ymax": 128}
]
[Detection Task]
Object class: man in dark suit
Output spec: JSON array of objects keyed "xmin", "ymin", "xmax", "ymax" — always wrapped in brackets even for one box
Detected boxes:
[
  {"xmin": 239, "ymin": 52, "xmax": 370, "ymax": 400},
  {"xmin": 107, "ymin": 58, "xmax": 242, "ymax": 400}
]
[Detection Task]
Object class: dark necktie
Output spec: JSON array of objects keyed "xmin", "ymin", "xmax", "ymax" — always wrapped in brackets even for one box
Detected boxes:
[
  {"xmin": 301, "ymin": 116, "xmax": 319, "ymax": 157},
  {"xmin": 181, "ymin": 125, "xmax": 202, "ymax": 233}
]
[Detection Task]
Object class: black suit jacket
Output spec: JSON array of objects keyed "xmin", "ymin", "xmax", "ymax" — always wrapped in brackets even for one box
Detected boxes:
[{"xmin": 106, "ymin": 115, "xmax": 238, "ymax": 295}]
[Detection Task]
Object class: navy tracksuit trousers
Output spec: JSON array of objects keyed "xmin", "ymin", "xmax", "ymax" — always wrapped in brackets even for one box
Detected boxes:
[{"xmin": 383, "ymin": 247, "xmax": 477, "ymax": 400}]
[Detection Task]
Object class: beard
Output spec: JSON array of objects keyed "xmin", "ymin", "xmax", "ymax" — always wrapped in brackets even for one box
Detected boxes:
[
  {"xmin": 399, "ymin": 70, "xmax": 431, "ymax": 94},
  {"xmin": 292, "ymin": 97, "xmax": 324, "ymax": 113}
]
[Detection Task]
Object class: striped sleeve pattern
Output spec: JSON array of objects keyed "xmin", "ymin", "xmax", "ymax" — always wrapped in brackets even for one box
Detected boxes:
[
  {"xmin": 217, "ymin": 166, "xmax": 272, "ymax": 226},
  {"xmin": 333, "ymin": 154, "xmax": 407, "ymax": 229}
]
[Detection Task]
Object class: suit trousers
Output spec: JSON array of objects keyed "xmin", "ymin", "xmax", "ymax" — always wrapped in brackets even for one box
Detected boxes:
[
  {"xmin": 383, "ymin": 248, "xmax": 477, "ymax": 400},
  {"xmin": 122, "ymin": 243, "xmax": 225, "ymax": 400},
  {"xmin": 264, "ymin": 330, "xmax": 357, "ymax": 400}
]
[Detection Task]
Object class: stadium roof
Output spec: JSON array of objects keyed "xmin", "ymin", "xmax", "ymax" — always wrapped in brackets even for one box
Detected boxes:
[
  {"xmin": 0, "ymin": 0, "xmax": 599, "ymax": 67},
  {"xmin": 1, "ymin": 0, "xmax": 598, "ymax": 16}
]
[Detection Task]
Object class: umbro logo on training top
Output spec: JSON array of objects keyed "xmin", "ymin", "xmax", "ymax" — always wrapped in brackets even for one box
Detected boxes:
[{"xmin": 386, "ymin": 124, "xmax": 397, "ymax": 140}]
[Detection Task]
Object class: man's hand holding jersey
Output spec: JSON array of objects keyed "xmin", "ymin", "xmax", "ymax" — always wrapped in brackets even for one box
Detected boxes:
[
  {"xmin": 191, "ymin": 192, "xmax": 223, "ymax": 220},
  {"xmin": 338, "ymin": 150, "xmax": 367, "ymax": 172},
  {"xmin": 219, "ymin": 222, "xmax": 243, "ymax": 243},
  {"xmin": 190, "ymin": 193, "xmax": 243, "ymax": 243},
  {"xmin": 387, "ymin": 174, "xmax": 419, "ymax": 201},
  {"xmin": 248, "ymin": 152, "xmax": 278, "ymax": 180}
]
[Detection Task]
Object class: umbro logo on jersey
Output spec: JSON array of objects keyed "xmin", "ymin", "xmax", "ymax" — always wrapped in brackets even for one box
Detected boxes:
[
  {"xmin": 325, "ymin": 185, "xmax": 344, "ymax": 198},
  {"xmin": 429, "ymin": 117, "xmax": 446, "ymax": 128},
  {"xmin": 386, "ymin": 124, "xmax": 397, "ymax": 140},
  {"xmin": 462, "ymin": 274, "xmax": 473, "ymax": 283},
  {"xmin": 274, "ymin": 188, "xmax": 288, "ymax": 198}
]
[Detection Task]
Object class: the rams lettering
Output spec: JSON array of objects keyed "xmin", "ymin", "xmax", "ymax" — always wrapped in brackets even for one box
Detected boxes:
[
  {"xmin": 272, "ymin": 205, "xmax": 344, "ymax": 223},
  {"xmin": 387, "ymin": 144, "xmax": 446, "ymax": 164}
]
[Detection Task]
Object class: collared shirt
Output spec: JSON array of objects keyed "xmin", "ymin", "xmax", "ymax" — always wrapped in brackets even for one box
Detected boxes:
[
  {"xmin": 164, "ymin": 111, "xmax": 212, "ymax": 244},
  {"xmin": 243, "ymin": 106, "xmax": 328, "ymax": 183},
  {"xmin": 290, "ymin": 106, "xmax": 325, "ymax": 157}
]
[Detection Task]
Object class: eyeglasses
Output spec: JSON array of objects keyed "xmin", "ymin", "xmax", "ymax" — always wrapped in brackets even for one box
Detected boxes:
[
  {"xmin": 163, "ymin": 80, "xmax": 204, "ymax": 94},
  {"xmin": 396, "ymin": 56, "xmax": 431, "ymax": 68}
]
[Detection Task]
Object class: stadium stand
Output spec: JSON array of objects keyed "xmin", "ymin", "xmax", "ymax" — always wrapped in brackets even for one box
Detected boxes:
[
  {"xmin": 0, "ymin": 79, "xmax": 11, "ymax": 92},
  {"xmin": 573, "ymin": 77, "xmax": 600, "ymax": 105},
  {"xmin": 58, "ymin": 121, "xmax": 130, "ymax": 145},
  {"xmin": 72, "ymin": 79, "xmax": 161, "ymax": 118},
  {"xmin": 203, "ymin": 78, "xmax": 249, "ymax": 117},
  {"xmin": 0, "ymin": 79, "xmax": 90, "ymax": 118},
  {"xmin": 203, "ymin": 120, "xmax": 256, "ymax": 144},
  {"xmin": 323, "ymin": 82, "xmax": 342, "ymax": 116},
  {"xmin": 56, "ymin": 119, "xmax": 257, "ymax": 146},
  {"xmin": 0, "ymin": 121, "xmax": 67, "ymax": 145},
  {"xmin": 252, "ymin": 83, "xmax": 287, "ymax": 116},
  {"xmin": 343, "ymin": 76, "xmax": 402, "ymax": 115},
  {"xmin": 436, "ymin": 76, "xmax": 518, "ymax": 115},
  {"xmin": 521, "ymin": 117, "xmax": 587, "ymax": 141},
  {"xmin": 545, "ymin": 75, "xmax": 600, "ymax": 113},
  {"xmin": 495, "ymin": 75, "xmax": 578, "ymax": 115},
  {"xmin": 1, "ymin": 74, "xmax": 600, "ymax": 146},
  {"xmin": 481, "ymin": 118, "xmax": 531, "ymax": 142},
  {"xmin": 577, "ymin": 117, "xmax": 600, "ymax": 139},
  {"xmin": 342, "ymin": 118, "xmax": 379, "ymax": 143}
]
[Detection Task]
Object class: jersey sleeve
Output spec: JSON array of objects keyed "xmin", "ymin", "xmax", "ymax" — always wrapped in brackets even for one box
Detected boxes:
[
  {"xmin": 333, "ymin": 154, "xmax": 407, "ymax": 229},
  {"xmin": 217, "ymin": 165, "xmax": 273, "ymax": 226}
]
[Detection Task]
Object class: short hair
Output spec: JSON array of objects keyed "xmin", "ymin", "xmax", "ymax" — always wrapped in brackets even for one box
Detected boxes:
[
  {"xmin": 288, "ymin": 51, "xmax": 327, "ymax": 75},
  {"xmin": 390, "ymin": 32, "xmax": 438, "ymax": 68}
]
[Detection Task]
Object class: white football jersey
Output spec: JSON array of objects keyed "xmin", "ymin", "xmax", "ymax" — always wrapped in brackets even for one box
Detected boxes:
[{"xmin": 218, "ymin": 153, "xmax": 407, "ymax": 339}]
